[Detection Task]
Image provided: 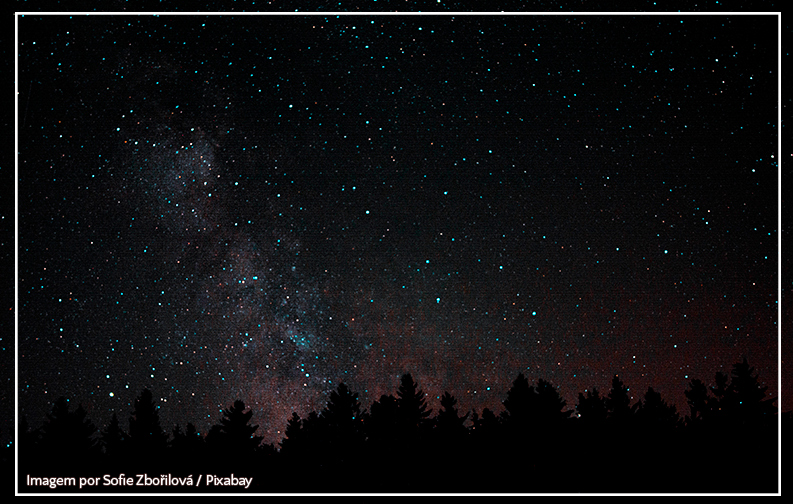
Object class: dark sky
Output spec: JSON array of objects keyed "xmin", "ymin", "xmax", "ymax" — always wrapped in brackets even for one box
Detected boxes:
[{"xmin": 17, "ymin": 14, "xmax": 780, "ymax": 446}]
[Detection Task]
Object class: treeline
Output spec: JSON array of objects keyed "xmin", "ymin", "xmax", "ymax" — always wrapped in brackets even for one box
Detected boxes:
[{"xmin": 18, "ymin": 358, "xmax": 780, "ymax": 493}]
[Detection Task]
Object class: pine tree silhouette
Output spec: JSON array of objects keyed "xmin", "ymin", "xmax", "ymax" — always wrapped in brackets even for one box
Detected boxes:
[
  {"xmin": 128, "ymin": 388, "xmax": 168, "ymax": 469},
  {"xmin": 280, "ymin": 411, "xmax": 305, "ymax": 459},
  {"xmin": 684, "ymin": 378, "xmax": 713, "ymax": 427},
  {"xmin": 466, "ymin": 406, "xmax": 507, "ymax": 490},
  {"xmin": 364, "ymin": 392, "xmax": 399, "ymax": 472},
  {"xmin": 723, "ymin": 357, "xmax": 776, "ymax": 428},
  {"xmin": 280, "ymin": 409, "xmax": 324, "ymax": 472},
  {"xmin": 534, "ymin": 378, "xmax": 574, "ymax": 424},
  {"xmin": 18, "ymin": 415, "xmax": 41, "ymax": 480},
  {"xmin": 635, "ymin": 387, "xmax": 680, "ymax": 432},
  {"xmin": 716, "ymin": 359, "xmax": 778, "ymax": 492},
  {"xmin": 204, "ymin": 424, "xmax": 225, "ymax": 453},
  {"xmin": 710, "ymin": 370, "xmax": 730, "ymax": 426},
  {"xmin": 100, "ymin": 412, "xmax": 127, "ymax": 468},
  {"xmin": 313, "ymin": 382, "xmax": 366, "ymax": 474},
  {"xmin": 219, "ymin": 400, "xmax": 263, "ymax": 454},
  {"xmin": 433, "ymin": 391, "xmax": 470, "ymax": 482},
  {"xmin": 171, "ymin": 422, "xmax": 203, "ymax": 466},
  {"xmin": 502, "ymin": 374, "xmax": 571, "ymax": 446},
  {"xmin": 321, "ymin": 383, "xmax": 363, "ymax": 435},
  {"xmin": 571, "ymin": 386, "xmax": 612, "ymax": 489},
  {"xmin": 576, "ymin": 387, "xmax": 608, "ymax": 425},
  {"xmin": 204, "ymin": 399, "xmax": 263, "ymax": 473},
  {"xmin": 435, "ymin": 391, "xmax": 469, "ymax": 438},
  {"xmin": 502, "ymin": 372, "xmax": 534, "ymax": 429},
  {"xmin": 605, "ymin": 374, "xmax": 636, "ymax": 426},
  {"xmin": 15, "ymin": 359, "xmax": 781, "ymax": 493},
  {"xmin": 396, "ymin": 373, "xmax": 433, "ymax": 434},
  {"xmin": 599, "ymin": 374, "xmax": 640, "ymax": 482},
  {"xmin": 302, "ymin": 410, "xmax": 322, "ymax": 446},
  {"xmin": 37, "ymin": 397, "xmax": 99, "ymax": 473},
  {"xmin": 470, "ymin": 407, "xmax": 501, "ymax": 450},
  {"xmin": 362, "ymin": 374, "xmax": 433, "ymax": 486},
  {"xmin": 367, "ymin": 393, "xmax": 399, "ymax": 442}
]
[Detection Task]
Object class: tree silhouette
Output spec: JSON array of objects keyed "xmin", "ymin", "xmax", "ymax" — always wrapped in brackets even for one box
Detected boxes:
[
  {"xmin": 721, "ymin": 358, "xmax": 777, "ymax": 492},
  {"xmin": 502, "ymin": 372, "xmax": 534, "ymax": 429},
  {"xmin": 685, "ymin": 358, "xmax": 775, "ymax": 431},
  {"xmin": 18, "ymin": 415, "xmax": 41, "ymax": 477},
  {"xmin": 278, "ymin": 409, "xmax": 326, "ymax": 476},
  {"xmin": 367, "ymin": 393, "xmax": 399, "ymax": 440},
  {"xmin": 301, "ymin": 410, "xmax": 322, "ymax": 446},
  {"xmin": 277, "ymin": 409, "xmax": 324, "ymax": 469},
  {"xmin": 218, "ymin": 400, "xmax": 263, "ymax": 454},
  {"xmin": 37, "ymin": 397, "xmax": 99, "ymax": 472},
  {"xmin": 360, "ymin": 375, "xmax": 433, "ymax": 485},
  {"xmin": 634, "ymin": 387, "xmax": 680, "ymax": 432},
  {"xmin": 435, "ymin": 391, "xmax": 469, "ymax": 438},
  {"xmin": 364, "ymin": 392, "xmax": 399, "ymax": 466},
  {"xmin": 128, "ymin": 388, "xmax": 168, "ymax": 468},
  {"xmin": 470, "ymin": 406, "xmax": 501, "ymax": 452},
  {"xmin": 684, "ymin": 378, "xmax": 713, "ymax": 427},
  {"xmin": 502, "ymin": 374, "xmax": 571, "ymax": 442},
  {"xmin": 100, "ymin": 412, "xmax": 127, "ymax": 466},
  {"xmin": 571, "ymin": 386, "xmax": 612, "ymax": 487},
  {"xmin": 321, "ymin": 383, "xmax": 363, "ymax": 435},
  {"xmin": 18, "ymin": 415, "xmax": 39, "ymax": 451},
  {"xmin": 695, "ymin": 359, "xmax": 778, "ymax": 492},
  {"xmin": 599, "ymin": 373, "xmax": 640, "ymax": 475},
  {"xmin": 315, "ymin": 382, "xmax": 365, "ymax": 470},
  {"xmin": 534, "ymin": 378, "xmax": 574, "ymax": 424},
  {"xmin": 433, "ymin": 391, "xmax": 469, "ymax": 478},
  {"xmin": 16, "ymin": 359, "xmax": 779, "ymax": 493},
  {"xmin": 202, "ymin": 400, "xmax": 262, "ymax": 472},
  {"xmin": 709, "ymin": 370, "xmax": 730, "ymax": 426},
  {"xmin": 605, "ymin": 374, "xmax": 637, "ymax": 426},
  {"xmin": 501, "ymin": 375, "xmax": 573, "ymax": 476},
  {"xmin": 474, "ymin": 407, "xmax": 500, "ymax": 434},
  {"xmin": 723, "ymin": 357, "xmax": 776, "ymax": 428},
  {"xmin": 396, "ymin": 373, "xmax": 433, "ymax": 436},
  {"xmin": 322, "ymin": 384, "xmax": 364, "ymax": 438},
  {"xmin": 204, "ymin": 423, "xmax": 224, "ymax": 450},
  {"xmin": 280, "ymin": 411, "xmax": 306, "ymax": 458},
  {"xmin": 576, "ymin": 387, "xmax": 608, "ymax": 425},
  {"xmin": 171, "ymin": 422, "xmax": 203, "ymax": 463}
]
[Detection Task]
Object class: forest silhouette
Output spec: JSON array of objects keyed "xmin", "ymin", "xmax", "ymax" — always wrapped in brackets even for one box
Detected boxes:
[{"xmin": 17, "ymin": 358, "xmax": 781, "ymax": 493}]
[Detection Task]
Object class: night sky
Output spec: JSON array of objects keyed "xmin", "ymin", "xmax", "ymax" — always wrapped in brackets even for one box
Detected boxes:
[{"xmin": 17, "ymin": 14, "xmax": 780, "ymax": 447}]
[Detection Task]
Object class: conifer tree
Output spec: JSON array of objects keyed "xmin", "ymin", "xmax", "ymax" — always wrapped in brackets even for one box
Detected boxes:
[
  {"xmin": 128, "ymin": 388, "xmax": 168, "ymax": 463},
  {"xmin": 217, "ymin": 399, "xmax": 263, "ymax": 455},
  {"xmin": 280, "ymin": 412, "xmax": 304, "ymax": 456},
  {"xmin": 576, "ymin": 387, "xmax": 608, "ymax": 424},
  {"xmin": 365, "ymin": 393, "xmax": 399, "ymax": 451},
  {"xmin": 38, "ymin": 397, "xmax": 99, "ymax": 471},
  {"xmin": 684, "ymin": 378, "xmax": 712, "ymax": 426},
  {"xmin": 435, "ymin": 391, "xmax": 469, "ymax": 437},
  {"xmin": 171, "ymin": 422, "xmax": 203, "ymax": 461},
  {"xmin": 322, "ymin": 384, "xmax": 364, "ymax": 439},
  {"xmin": 502, "ymin": 373, "xmax": 534, "ymax": 427},
  {"xmin": 534, "ymin": 378, "xmax": 574, "ymax": 424},
  {"xmin": 723, "ymin": 357, "xmax": 776, "ymax": 427},
  {"xmin": 605, "ymin": 375, "xmax": 636, "ymax": 425},
  {"xmin": 396, "ymin": 373, "xmax": 433, "ymax": 433},
  {"xmin": 101, "ymin": 412, "xmax": 126, "ymax": 460},
  {"xmin": 635, "ymin": 387, "xmax": 680, "ymax": 431},
  {"xmin": 319, "ymin": 383, "xmax": 365, "ymax": 466}
]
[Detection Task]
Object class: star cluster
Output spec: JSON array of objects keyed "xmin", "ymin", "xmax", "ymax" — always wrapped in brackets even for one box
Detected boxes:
[{"xmin": 18, "ymin": 14, "xmax": 779, "ymax": 445}]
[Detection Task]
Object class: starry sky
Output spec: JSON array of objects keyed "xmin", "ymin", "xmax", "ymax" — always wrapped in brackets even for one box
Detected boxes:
[{"xmin": 17, "ymin": 13, "xmax": 780, "ymax": 446}]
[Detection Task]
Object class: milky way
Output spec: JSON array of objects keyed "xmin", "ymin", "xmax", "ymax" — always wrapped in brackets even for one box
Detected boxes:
[{"xmin": 18, "ymin": 14, "xmax": 780, "ymax": 445}]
